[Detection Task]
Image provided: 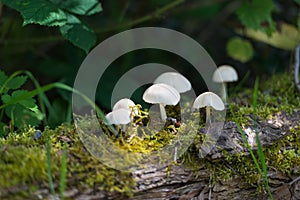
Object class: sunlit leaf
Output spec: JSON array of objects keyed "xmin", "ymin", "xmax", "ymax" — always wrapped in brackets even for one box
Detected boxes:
[
  {"xmin": 237, "ymin": 23, "xmax": 300, "ymax": 50},
  {"xmin": 60, "ymin": 14, "xmax": 96, "ymax": 53},
  {"xmin": 227, "ymin": 37, "xmax": 253, "ymax": 63},
  {"xmin": 1, "ymin": 0, "xmax": 67, "ymax": 26}
]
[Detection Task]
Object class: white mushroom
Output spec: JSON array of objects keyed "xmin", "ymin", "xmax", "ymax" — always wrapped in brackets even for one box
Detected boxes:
[
  {"xmin": 192, "ymin": 92, "xmax": 224, "ymax": 123},
  {"xmin": 154, "ymin": 72, "xmax": 191, "ymax": 93},
  {"xmin": 212, "ymin": 65, "xmax": 238, "ymax": 101},
  {"xmin": 113, "ymin": 98, "xmax": 138, "ymax": 116},
  {"xmin": 142, "ymin": 83, "xmax": 180, "ymax": 121},
  {"xmin": 105, "ymin": 108, "xmax": 131, "ymax": 131}
]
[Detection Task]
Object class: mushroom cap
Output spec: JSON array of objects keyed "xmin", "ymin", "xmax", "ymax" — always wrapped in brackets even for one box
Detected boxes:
[
  {"xmin": 113, "ymin": 98, "xmax": 138, "ymax": 115},
  {"xmin": 143, "ymin": 83, "xmax": 180, "ymax": 105},
  {"xmin": 154, "ymin": 72, "xmax": 191, "ymax": 93},
  {"xmin": 212, "ymin": 65, "xmax": 238, "ymax": 83},
  {"xmin": 193, "ymin": 92, "xmax": 225, "ymax": 110},
  {"xmin": 105, "ymin": 108, "xmax": 131, "ymax": 125}
]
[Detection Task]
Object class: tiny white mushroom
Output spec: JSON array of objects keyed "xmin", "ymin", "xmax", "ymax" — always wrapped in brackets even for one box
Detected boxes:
[
  {"xmin": 113, "ymin": 98, "xmax": 138, "ymax": 116},
  {"xmin": 154, "ymin": 72, "xmax": 191, "ymax": 93},
  {"xmin": 192, "ymin": 92, "xmax": 225, "ymax": 123},
  {"xmin": 143, "ymin": 83, "xmax": 180, "ymax": 121},
  {"xmin": 105, "ymin": 108, "xmax": 131, "ymax": 131},
  {"xmin": 212, "ymin": 65, "xmax": 238, "ymax": 101}
]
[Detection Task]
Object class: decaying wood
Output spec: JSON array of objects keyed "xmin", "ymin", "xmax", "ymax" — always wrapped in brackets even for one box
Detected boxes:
[{"xmin": 2, "ymin": 110, "xmax": 300, "ymax": 200}]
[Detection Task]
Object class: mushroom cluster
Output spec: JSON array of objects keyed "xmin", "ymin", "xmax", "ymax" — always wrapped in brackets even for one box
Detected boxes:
[
  {"xmin": 105, "ymin": 65, "xmax": 238, "ymax": 133},
  {"xmin": 105, "ymin": 98, "xmax": 138, "ymax": 131}
]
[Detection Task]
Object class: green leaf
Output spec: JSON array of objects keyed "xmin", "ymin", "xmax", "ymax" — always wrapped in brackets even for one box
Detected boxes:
[
  {"xmin": 236, "ymin": 0, "xmax": 275, "ymax": 32},
  {"xmin": 1, "ymin": 94, "xmax": 10, "ymax": 104},
  {"xmin": 5, "ymin": 104, "xmax": 42, "ymax": 129},
  {"xmin": 12, "ymin": 90, "xmax": 37, "ymax": 108},
  {"xmin": 1, "ymin": 0, "xmax": 67, "ymax": 26},
  {"xmin": 6, "ymin": 76, "xmax": 27, "ymax": 90},
  {"xmin": 0, "ymin": 71, "xmax": 8, "ymax": 87},
  {"xmin": 295, "ymin": 0, "xmax": 300, "ymax": 6},
  {"xmin": 51, "ymin": 0, "xmax": 102, "ymax": 16},
  {"xmin": 298, "ymin": 15, "xmax": 300, "ymax": 30},
  {"xmin": 3, "ymin": 90, "xmax": 37, "ymax": 109},
  {"xmin": 226, "ymin": 37, "xmax": 254, "ymax": 63},
  {"xmin": 60, "ymin": 14, "xmax": 97, "ymax": 53}
]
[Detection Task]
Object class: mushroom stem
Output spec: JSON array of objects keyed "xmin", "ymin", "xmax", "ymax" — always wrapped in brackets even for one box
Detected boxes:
[
  {"xmin": 206, "ymin": 106, "xmax": 211, "ymax": 124},
  {"xmin": 122, "ymin": 124, "xmax": 127, "ymax": 132},
  {"xmin": 159, "ymin": 104, "xmax": 167, "ymax": 121},
  {"xmin": 221, "ymin": 82, "xmax": 227, "ymax": 102}
]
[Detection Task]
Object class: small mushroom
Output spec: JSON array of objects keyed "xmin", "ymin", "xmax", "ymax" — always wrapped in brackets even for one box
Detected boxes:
[
  {"xmin": 105, "ymin": 108, "xmax": 131, "ymax": 131},
  {"xmin": 212, "ymin": 65, "xmax": 238, "ymax": 101},
  {"xmin": 113, "ymin": 98, "xmax": 138, "ymax": 116},
  {"xmin": 143, "ymin": 83, "xmax": 180, "ymax": 121},
  {"xmin": 154, "ymin": 72, "xmax": 191, "ymax": 121},
  {"xmin": 192, "ymin": 92, "xmax": 224, "ymax": 123},
  {"xmin": 154, "ymin": 72, "xmax": 191, "ymax": 93}
]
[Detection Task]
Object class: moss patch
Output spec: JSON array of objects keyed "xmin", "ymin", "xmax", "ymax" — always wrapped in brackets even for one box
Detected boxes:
[{"xmin": 0, "ymin": 73, "xmax": 299, "ymax": 198}]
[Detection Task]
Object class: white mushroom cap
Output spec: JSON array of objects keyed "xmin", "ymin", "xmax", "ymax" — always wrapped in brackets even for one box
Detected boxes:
[
  {"xmin": 142, "ymin": 83, "xmax": 180, "ymax": 105},
  {"xmin": 212, "ymin": 65, "xmax": 238, "ymax": 83},
  {"xmin": 105, "ymin": 108, "xmax": 131, "ymax": 125},
  {"xmin": 193, "ymin": 92, "xmax": 225, "ymax": 110},
  {"xmin": 154, "ymin": 72, "xmax": 191, "ymax": 93},
  {"xmin": 113, "ymin": 98, "xmax": 138, "ymax": 116}
]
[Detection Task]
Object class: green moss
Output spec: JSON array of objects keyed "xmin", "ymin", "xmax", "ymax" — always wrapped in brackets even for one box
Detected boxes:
[{"xmin": 0, "ymin": 73, "xmax": 299, "ymax": 198}]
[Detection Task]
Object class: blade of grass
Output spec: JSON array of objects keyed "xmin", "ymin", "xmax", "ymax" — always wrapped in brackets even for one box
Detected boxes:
[
  {"xmin": 22, "ymin": 70, "xmax": 52, "ymax": 125},
  {"xmin": 46, "ymin": 138, "xmax": 55, "ymax": 196},
  {"xmin": 252, "ymin": 78, "xmax": 273, "ymax": 199},
  {"xmin": 60, "ymin": 145, "xmax": 67, "ymax": 200}
]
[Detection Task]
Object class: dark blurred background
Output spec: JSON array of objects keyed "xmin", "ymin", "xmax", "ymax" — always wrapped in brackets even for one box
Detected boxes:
[{"xmin": 0, "ymin": 0, "xmax": 299, "ymax": 127}]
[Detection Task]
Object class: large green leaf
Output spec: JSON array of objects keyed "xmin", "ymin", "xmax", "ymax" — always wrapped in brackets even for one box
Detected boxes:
[
  {"xmin": 1, "ymin": 0, "xmax": 67, "ymax": 26},
  {"xmin": 51, "ymin": 0, "xmax": 102, "ymax": 16},
  {"xmin": 226, "ymin": 37, "xmax": 254, "ymax": 63},
  {"xmin": 236, "ymin": 0, "xmax": 274, "ymax": 32},
  {"xmin": 295, "ymin": 0, "xmax": 300, "ymax": 6},
  {"xmin": 60, "ymin": 14, "xmax": 97, "ymax": 53}
]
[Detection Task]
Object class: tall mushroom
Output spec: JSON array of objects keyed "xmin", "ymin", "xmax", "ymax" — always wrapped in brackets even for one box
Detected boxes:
[
  {"xmin": 142, "ymin": 83, "xmax": 180, "ymax": 121},
  {"xmin": 105, "ymin": 108, "xmax": 131, "ymax": 131},
  {"xmin": 192, "ymin": 92, "xmax": 224, "ymax": 123},
  {"xmin": 154, "ymin": 72, "xmax": 191, "ymax": 93},
  {"xmin": 154, "ymin": 72, "xmax": 191, "ymax": 121},
  {"xmin": 212, "ymin": 65, "xmax": 238, "ymax": 101}
]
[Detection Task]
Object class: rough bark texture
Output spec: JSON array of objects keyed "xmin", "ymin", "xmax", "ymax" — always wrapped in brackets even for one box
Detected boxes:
[{"xmin": 2, "ymin": 111, "xmax": 300, "ymax": 200}]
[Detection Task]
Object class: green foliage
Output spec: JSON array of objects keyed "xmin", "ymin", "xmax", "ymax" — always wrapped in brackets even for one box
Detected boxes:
[
  {"xmin": 0, "ymin": 71, "xmax": 43, "ymax": 135},
  {"xmin": 226, "ymin": 37, "xmax": 254, "ymax": 63},
  {"xmin": 60, "ymin": 14, "xmax": 97, "ymax": 52},
  {"xmin": 1, "ymin": 0, "xmax": 102, "ymax": 53},
  {"xmin": 236, "ymin": 0, "xmax": 275, "ymax": 34}
]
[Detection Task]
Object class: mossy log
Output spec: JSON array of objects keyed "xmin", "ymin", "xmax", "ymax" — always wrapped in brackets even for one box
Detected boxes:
[{"xmin": 1, "ymin": 110, "xmax": 299, "ymax": 200}]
